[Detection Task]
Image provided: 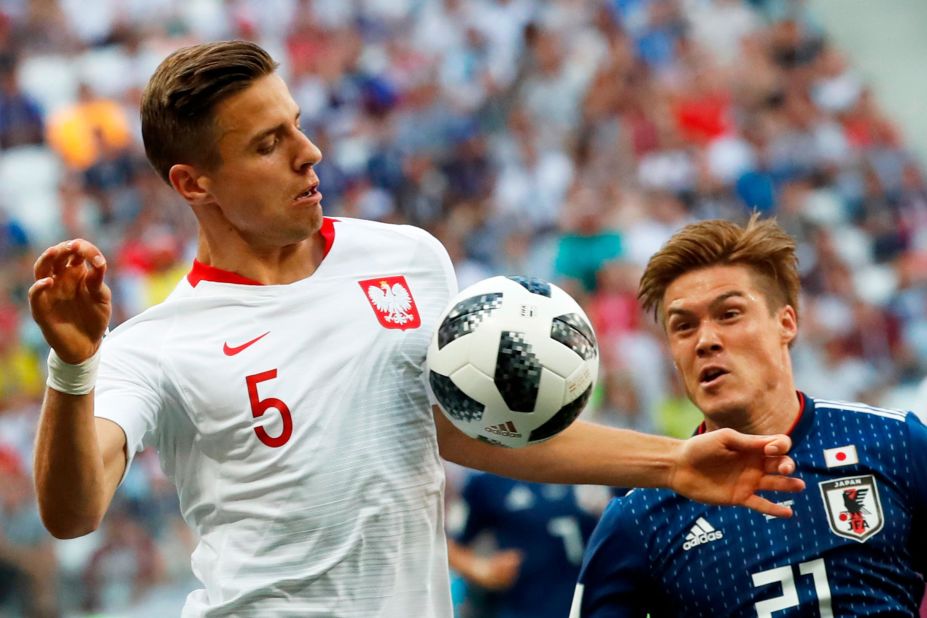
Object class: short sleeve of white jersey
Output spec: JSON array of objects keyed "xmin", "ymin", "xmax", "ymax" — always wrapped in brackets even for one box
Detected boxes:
[
  {"xmin": 403, "ymin": 224, "xmax": 458, "ymax": 406},
  {"xmin": 401, "ymin": 223, "xmax": 458, "ymax": 311},
  {"xmin": 94, "ymin": 326, "xmax": 164, "ymax": 478}
]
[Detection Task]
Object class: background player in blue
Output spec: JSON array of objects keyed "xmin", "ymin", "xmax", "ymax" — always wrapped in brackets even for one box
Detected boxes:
[
  {"xmin": 572, "ymin": 215, "xmax": 927, "ymax": 617},
  {"xmin": 448, "ymin": 472, "xmax": 605, "ymax": 618}
]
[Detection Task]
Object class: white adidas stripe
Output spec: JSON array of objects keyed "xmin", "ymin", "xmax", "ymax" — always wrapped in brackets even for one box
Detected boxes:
[
  {"xmin": 687, "ymin": 518, "xmax": 715, "ymax": 539},
  {"xmin": 814, "ymin": 399, "xmax": 907, "ymax": 422}
]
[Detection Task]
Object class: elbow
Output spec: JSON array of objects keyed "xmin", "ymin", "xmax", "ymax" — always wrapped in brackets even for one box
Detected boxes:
[
  {"xmin": 39, "ymin": 508, "xmax": 103, "ymax": 540},
  {"xmin": 44, "ymin": 519, "xmax": 101, "ymax": 540}
]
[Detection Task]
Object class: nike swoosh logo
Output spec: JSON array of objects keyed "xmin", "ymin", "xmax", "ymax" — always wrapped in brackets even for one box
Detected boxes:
[{"xmin": 223, "ymin": 332, "xmax": 270, "ymax": 356}]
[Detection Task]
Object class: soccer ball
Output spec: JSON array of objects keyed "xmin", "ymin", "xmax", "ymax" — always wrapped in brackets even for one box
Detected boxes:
[{"xmin": 426, "ymin": 275, "xmax": 599, "ymax": 448}]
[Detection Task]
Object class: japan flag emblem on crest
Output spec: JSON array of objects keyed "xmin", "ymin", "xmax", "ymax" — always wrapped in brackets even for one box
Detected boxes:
[
  {"xmin": 819, "ymin": 475, "xmax": 884, "ymax": 543},
  {"xmin": 359, "ymin": 275, "xmax": 421, "ymax": 330}
]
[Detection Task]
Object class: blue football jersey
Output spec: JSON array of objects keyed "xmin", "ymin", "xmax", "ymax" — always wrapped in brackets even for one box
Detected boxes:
[
  {"xmin": 453, "ymin": 473, "xmax": 603, "ymax": 618},
  {"xmin": 573, "ymin": 393, "xmax": 927, "ymax": 617}
]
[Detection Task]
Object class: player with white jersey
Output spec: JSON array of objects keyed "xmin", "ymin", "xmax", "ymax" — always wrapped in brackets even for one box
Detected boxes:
[
  {"xmin": 29, "ymin": 41, "xmax": 803, "ymax": 617},
  {"xmin": 571, "ymin": 216, "xmax": 927, "ymax": 617},
  {"xmin": 96, "ymin": 217, "xmax": 456, "ymax": 615}
]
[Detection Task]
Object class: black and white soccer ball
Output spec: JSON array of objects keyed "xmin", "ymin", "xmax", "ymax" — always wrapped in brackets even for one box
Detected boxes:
[{"xmin": 426, "ymin": 275, "xmax": 599, "ymax": 448}]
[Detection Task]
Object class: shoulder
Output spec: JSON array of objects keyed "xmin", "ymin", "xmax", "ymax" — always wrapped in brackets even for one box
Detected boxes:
[
  {"xmin": 811, "ymin": 396, "xmax": 910, "ymax": 425},
  {"xmin": 809, "ymin": 394, "xmax": 927, "ymax": 471},
  {"xmin": 595, "ymin": 488, "xmax": 676, "ymax": 535},
  {"xmin": 100, "ymin": 285, "xmax": 206, "ymax": 366},
  {"xmin": 334, "ymin": 217, "xmax": 446, "ymax": 253},
  {"xmin": 333, "ymin": 218, "xmax": 454, "ymax": 279},
  {"xmin": 578, "ymin": 493, "xmax": 657, "ymax": 590},
  {"xmin": 104, "ymin": 303, "xmax": 177, "ymax": 350}
]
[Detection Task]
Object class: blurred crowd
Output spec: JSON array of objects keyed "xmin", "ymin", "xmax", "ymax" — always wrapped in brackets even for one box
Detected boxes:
[{"xmin": 0, "ymin": 0, "xmax": 925, "ymax": 615}]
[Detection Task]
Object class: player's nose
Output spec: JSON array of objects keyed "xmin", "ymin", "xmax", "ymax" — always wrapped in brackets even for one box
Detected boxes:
[
  {"xmin": 695, "ymin": 322, "xmax": 722, "ymax": 357},
  {"xmin": 294, "ymin": 130, "xmax": 322, "ymax": 173}
]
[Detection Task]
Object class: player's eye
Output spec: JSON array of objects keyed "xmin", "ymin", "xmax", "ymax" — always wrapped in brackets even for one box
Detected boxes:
[
  {"xmin": 257, "ymin": 138, "xmax": 278, "ymax": 154},
  {"xmin": 720, "ymin": 308, "xmax": 741, "ymax": 320}
]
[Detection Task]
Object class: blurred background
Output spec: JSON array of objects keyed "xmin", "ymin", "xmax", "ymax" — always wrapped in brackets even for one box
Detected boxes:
[{"xmin": 0, "ymin": 0, "xmax": 924, "ymax": 616}]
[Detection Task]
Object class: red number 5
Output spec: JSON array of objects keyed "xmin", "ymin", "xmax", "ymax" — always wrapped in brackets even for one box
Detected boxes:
[{"xmin": 246, "ymin": 370, "xmax": 293, "ymax": 447}]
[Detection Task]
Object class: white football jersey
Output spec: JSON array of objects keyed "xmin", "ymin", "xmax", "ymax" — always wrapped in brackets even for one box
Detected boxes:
[{"xmin": 94, "ymin": 218, "xmax": 458, "ymax": 617}]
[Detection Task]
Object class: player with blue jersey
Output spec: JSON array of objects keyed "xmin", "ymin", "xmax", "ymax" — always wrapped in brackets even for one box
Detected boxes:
[
  {"xmin": 449, "ymin": 472, "xmax": 604, "ymax": 617},
  {"xmin": 572, "ymin": 216, "xmax": 927, "ymax": 617}
]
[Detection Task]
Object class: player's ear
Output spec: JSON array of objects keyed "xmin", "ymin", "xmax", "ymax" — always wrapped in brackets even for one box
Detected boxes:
[
  {"xmin": 778, "ymin": 305, "xmax": 797, "ymax": 345},
  {"xmin": 169, "ymin": 163, "xmax": 213, "ymax": 206}
]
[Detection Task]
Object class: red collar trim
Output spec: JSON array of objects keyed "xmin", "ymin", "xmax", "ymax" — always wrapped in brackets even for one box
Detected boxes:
[
  {"xmin": 186, "ymin": 217, "xmax": 338, "ymax": 287},
  {"xmin": 319, "ymin": 216, "xmax": 336, "ymax": 257},
  {"xmin": 187, "ymin": 260, "xmax": 263, "ymax": 287},
  {"xmin": 693, "ymin": 391, "xmax": 805, "ymax": 436}
]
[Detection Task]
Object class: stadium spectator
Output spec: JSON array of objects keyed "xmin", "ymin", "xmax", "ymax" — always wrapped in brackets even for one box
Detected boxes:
[
  {"xmin": 448, "ymin": 472, "xmax": 606, "ymax": 618},
  {"xmin": 0, "ymin": 446, "xmax": 57, "ymax": 617},
  {"xmin": 81, "ymin": 503, "xmax": 164, "ymax": 613},
  {"xmin": 0, "ymin": 52, "xmax": 44, "ymax": 150},
  {"xmin": 573, "ymin": 216, "xmax": 927, "ymax": 616},
  {"xmin": 46, "ymin": 83, "xmax": 132, "ymax": 171},
  {"xmin": 0, "ymin": 0, "xmax": 922, "ymax": 613}
]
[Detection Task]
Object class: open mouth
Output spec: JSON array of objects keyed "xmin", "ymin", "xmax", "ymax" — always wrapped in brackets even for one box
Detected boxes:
[
  {"xmin": 699, "ymin": 367, "xmax": 729, "ymax": 385},
  {"xmin": 294, "ymin": 183, "xmax": 319, "ymax": 200}
]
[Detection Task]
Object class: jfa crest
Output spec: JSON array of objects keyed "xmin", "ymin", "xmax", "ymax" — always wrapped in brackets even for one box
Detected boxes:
[
  {"xmin": 819, "ymin": 475, "xmax": 884, "ymax": 543},
  {"xmin": 359, "ymin": 275, "xmax": 421, "ymax": 330}
]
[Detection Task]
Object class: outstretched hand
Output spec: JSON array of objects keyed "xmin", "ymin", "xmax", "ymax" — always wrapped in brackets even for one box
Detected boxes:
[
  {"xmin": 468, "ymin": 549, "xmax": 523, "ymax": 591},
  {"xmin": 29, "ymin": 239, "xmax": 111, "ymax": 364},
  {"xmin": 670, "ymin": 428, "xmax": 805, "ymax": 518}
]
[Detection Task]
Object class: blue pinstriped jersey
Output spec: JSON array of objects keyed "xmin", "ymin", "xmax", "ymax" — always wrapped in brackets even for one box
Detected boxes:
[
  {"xmin": 574, "ymin": 393, "xmax": 927, "ymax": 617},
  {"xmin": 453, "ymin": 473, "xmax": 601, "ymax": 618}
]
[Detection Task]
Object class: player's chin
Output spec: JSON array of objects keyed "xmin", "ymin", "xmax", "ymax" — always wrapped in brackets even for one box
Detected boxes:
[{"xmin": 696, "ymin": 392, "xmax": 748, "ymax": 424}]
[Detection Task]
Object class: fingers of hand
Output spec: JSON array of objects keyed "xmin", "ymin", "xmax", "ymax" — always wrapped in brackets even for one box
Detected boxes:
[
  {"xmin": 744, "ymin": 494, "xmax": 794, "ymax": 519},
  {"xmin": 764, "ymin": 455, "xmax": 796, "ymax": 475},
  {"xmin": 27, "ymin": 278, "xmax": 55, "ymax": 316},
  {"xmin": 757, "ymin": 474, "xmax": 805, "ymax": 494},
  {"xmin": 34, "ymin": 239, "xmax": 107, "ymax": 282},
  {"xmin": 762, "ymin": 434, "xmax": 792, "ymax": 456},
  {"xmin": 84, "ymin": 261, "xmax": 111, "ymax": 302}
]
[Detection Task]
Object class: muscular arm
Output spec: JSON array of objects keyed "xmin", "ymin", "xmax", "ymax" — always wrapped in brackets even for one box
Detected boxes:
[
  {"xmin": 29, "ymin": 239, "xmax": 121, "ymax": 539},
  {"xmin": 33, "ymin": 392, "xmax": 127, "ymax": 538},
  {"xmin": 437, "ymin": 410, "xmax": 678, "ymax": 486},
  {"xmin": 435, "ymin": 408, "xmax": 804, "ymax": 518}
]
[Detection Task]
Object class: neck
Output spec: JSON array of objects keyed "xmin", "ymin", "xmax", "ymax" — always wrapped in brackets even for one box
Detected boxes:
[
  {"xmin": 703, "ymin": 382, "xmax": 801, "ymax": 436},
  {"xmin": 195, "ymin": 229, "xmax": 324, "ymax": 285}
]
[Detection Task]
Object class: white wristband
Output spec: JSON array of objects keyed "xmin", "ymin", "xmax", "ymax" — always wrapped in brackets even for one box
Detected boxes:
[{"xmin": 47, "ymin": 348, "xmax": 101, "ymax": 395}]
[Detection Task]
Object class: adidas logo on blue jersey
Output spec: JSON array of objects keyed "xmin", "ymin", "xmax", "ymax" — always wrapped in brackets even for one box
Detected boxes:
[{"xmin": 682, "ymin": 517, "xmax": 724, "ymax": 551}]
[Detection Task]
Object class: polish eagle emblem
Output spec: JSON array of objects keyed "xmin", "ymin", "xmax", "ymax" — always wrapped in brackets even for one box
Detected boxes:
[
  {"xmin": 368, "ymin": 281, "xmax": 414, "ymax": 324},
  {"xmin": 358, "ymin": 276, "xmax": 422, "ymax": 330}
]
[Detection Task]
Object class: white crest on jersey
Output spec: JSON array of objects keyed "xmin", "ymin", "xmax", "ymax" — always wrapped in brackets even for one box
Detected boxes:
[{"xmin": 368, "ymin": 282, "xmax": 414, "ymax": 324}]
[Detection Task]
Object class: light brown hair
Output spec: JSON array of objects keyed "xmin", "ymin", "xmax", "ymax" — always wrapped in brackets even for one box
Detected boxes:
[
  {"xmin": 140, "ymin": 40, "xmax": 278, "ymax": 183},
  {"xmin": 638, "ymin": 214, "xmax": 800, "ymax": 323}
]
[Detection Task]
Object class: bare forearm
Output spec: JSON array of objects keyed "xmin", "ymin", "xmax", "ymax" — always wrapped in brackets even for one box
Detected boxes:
[
  {"xmin": 438, "ymin": 413, "xmax": 680, "ymax": 488},
  {"xmin": 33, "ymin": 389, "xmax": 108, "ymax": 538}
]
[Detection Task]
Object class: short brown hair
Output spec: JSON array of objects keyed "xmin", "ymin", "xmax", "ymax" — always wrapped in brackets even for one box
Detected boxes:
[
  {"xmin": 638, "ymin": 214, "xmax": 800, "ymax": 323},
  {"xmin": 140, "ymin": 40, "xmax": 278, "ymax": 183}
]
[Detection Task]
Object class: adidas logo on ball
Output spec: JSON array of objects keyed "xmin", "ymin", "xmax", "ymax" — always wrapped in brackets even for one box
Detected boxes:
[
  {"xmin": 485, "ymin": 421, "xmax": 522, "ymax": 438},
  {"xmin": 426, "ymin": 275, "xmax": 600, "ymax": 448}
]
